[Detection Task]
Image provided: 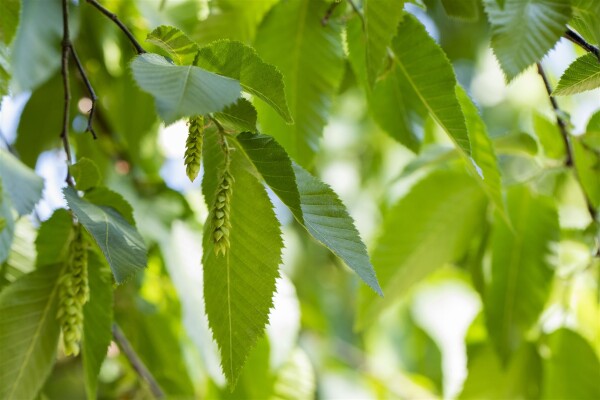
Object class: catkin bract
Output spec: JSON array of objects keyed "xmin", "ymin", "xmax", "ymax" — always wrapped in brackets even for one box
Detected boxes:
[
  {"xmin": 184, "ymin": 116, "xmax": 204, "ymax": 182},
  {"xmin": 212, "ymin": 169, "xmax": 234, "ymax": 256}
]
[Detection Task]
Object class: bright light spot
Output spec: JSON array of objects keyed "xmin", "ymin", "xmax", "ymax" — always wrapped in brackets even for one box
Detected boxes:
[
  {"xmin": 471, "ymin": 50, "xmax": 506, "ymax": 107},
  {"xmin": 158, "ymin": 120, "xmax": 188, "ymax": 158},
  {"xmin": 78, "ymin": 97, "xmax": 93, "ymax": 114}
]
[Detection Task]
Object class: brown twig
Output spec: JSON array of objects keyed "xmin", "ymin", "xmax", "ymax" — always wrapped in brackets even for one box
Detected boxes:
[
  {"xmin": 112, "ymin": 324, "xmax": 165, "ymax": 399},
  {"xmin": 86, "ymin": 0, "xmax": 146, "ymax": 54},
  {"xmin": 70, "ymin": 46, "xmax": 98, "ymax": 139},
  {"xmin": 60, "ymin": 0, "xmax": 75, "ymax": 187},
  {"xmin": 322, "ymin": 1, "xmax": 342, "ymax": 26},
  {"xmin": 564, "ymin": 28, "xmax": 600, "ymax": 60}
]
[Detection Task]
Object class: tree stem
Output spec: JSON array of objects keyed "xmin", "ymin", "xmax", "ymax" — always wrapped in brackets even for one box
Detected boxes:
[
  {"xmin": 86, "ymin": 0, "xmax": 146, "ymax": 54},
  {"xmin": 70, "ymin": 46, "xmax": 98, "ymax": 139},
  {"xmin": 564, "ymin": 28, "xmax": 600, "ymax": 60}
]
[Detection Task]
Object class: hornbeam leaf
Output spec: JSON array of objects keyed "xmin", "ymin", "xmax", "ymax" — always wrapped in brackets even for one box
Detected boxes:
[
  {"xmin": 131, "ymin": 53, "xmax": 241, "ymax": 124},
  {"xmin": 392, "ymin": 14, "xmax": 471, "ymax": 155},
  {"xmin": 63, "ymin": 186, "xmax": 147, "ymax": 284},
  {"xmin": 235, "ymin": 132, "xmax": 382, "ymax": 295},
  {"xmin": 202, "ymin": 133, "xmax": 282, "ymax": 387},
  {"xmin": 356, "ymin": 169, "xmax": 487, "ymax": 330},
  {"xmin": 0, "ymin": 148, "xmax": 44, "ymax": 216},
  {"xmin": 485, "ymin": 186, "xmax": 559, "ymax": 362},
  {"xmin": 553, "ymin": 53, "xmax": 600, "ymax": 96},
  {"xmin": 484, "ymin": 0, "xmax": 572, "ymax": 81},
  {"xmin": 254, "ymin": 0, "xmax": 345, "ymax": 166},
  {"xmin": 82, "ymin": 252, "xmax": 114, "ymax": 400},
  {"xmin": 147, "ymin": 25, "xmax": 199, "ymax": 65},
  {"xmin": 0, "ymin": 264, "xmax": 62, "ymax": 400},
  {"xmin": 214, "ymin": 98, "xmax": 258, "ymax": 133},
  {"xmin": 195, "ymin": 40, "xmax": 292, "ymax": 123},
  {"xmin": 364, "ymin": 0, "xmax": 406, "ymax": 87}
]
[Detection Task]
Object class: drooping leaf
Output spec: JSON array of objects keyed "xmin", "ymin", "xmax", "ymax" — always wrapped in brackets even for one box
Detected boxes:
[
  {"xmin": 82, "ymin": 252, "xmax": 114, "ymax": 400},
  {"xmin": 483, "ymin": 0, "xmax": 572, "ymax": 81},
  {"xmin": 392, "ymin": 14, "xmax": 471, "ymax": 155},
  {"xmin": 195, "ymin": 40, "xmax": 292, "ymax": 123},
  {"xmin": 214, "ymin": 98, "xmax": 258, "ymax": 133},
  {"xmin": 202, "ymin": 133, "xmax": 283, "ymax": 386},
  {"xmin": 83, "ymin": 187, "xmax": 136, "ymax": 226},
  {"xmin": 0, "ymin": 0, "xmax": 20, "ymax": 45},
  {"xmin": 254, "ymin": 0, "xmax": 345, "ymax": 166},
  {"xmin": 146, "ymin": 25, "xmax": 199, "ymax": 65},
  {"xmin": 456, "ymin": 87, "xmax": 504, "ymax": 213},
  {"xmin": 63, "ymin": 186, "xmax": 147, "ymax": 284},
  {"xmin": 542, "ymin": 328, "xmax": 600, "ymax": 399},
  {"xmin": 553, "ymin": 53, "xmax": 600, "ymax": 96},
  {"xmin": 442, "ymin": 0, "xmax": 479, "ymax": 21},
  {"xmin": 356, "ymin": 169, "xmax": 487, "ymax": 329},
  {"xmin": 35, "ymin": 208, "xmax": 73, "ymax": 267},
  {"xmin": 130, "ymin": 53, "xmax": 241, "ymax": 124},
  {"xmin": 0, "ymin": 264, "xmax": 62, "ymax": 400},
  {"xmin": 0, "ymin": 148, "xmax": 43, "ymax": 216},
  {"xmin": 364, "ymin": 0, "xmax": 406, "ymax": 87},
  {"xmin": 533, "ymin": 113, "xmax": 565, "ymax": 159},
  {"xmin": 70, "ymin": 157, "xmax": 102, "ymax": 192},
  {"xmin": 485, "ymin": 185, "xmax": 559, "ymax": 362}
]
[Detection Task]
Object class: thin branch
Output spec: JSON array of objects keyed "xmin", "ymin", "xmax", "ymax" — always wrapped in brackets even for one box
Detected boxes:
[
  {"xmin": 112, "ymin": 323, "xmax": 165, "ymax": 399},
  {"xmin": 86, "ymin": 0, "xmax": 146, "ymax": 55},
  {"xmin": 322, "ymin": 0, "xmax": 341, "ymax": 26},
  {"xmin": 60, "ymin": 0, "xmax": 75, "ymax": 187},
  {"xmin": 536, "ymin": 63, "xmax": 573, "ymax": 166},
  {"xmin": 70, "ymin": 46, "xmax": 98, "ymax": 139},
  {"xmin": 564, "ymin": 28, "xmax": 600, "ymax": 60}
]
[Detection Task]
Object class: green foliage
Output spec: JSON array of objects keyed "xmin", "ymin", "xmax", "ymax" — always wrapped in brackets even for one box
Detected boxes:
[
  {"xmin": 554, "ymin": 53, "xmax": 600, "ymax": 96},
  {"xmin": 484, "ymin": 0, "xmax": 572, "ymax": 80},
  {"xmin": 0, "ymin": 0, "xmax": 20, "ymax": 45},
  {"xmin": 442, "ymin": 0, "xmax": 480, "ymax": 21},
  {"xmin": 71, "ymin": 157, "xmax": 102, "ymax": 192},
  {"xmin": 0, "ymin": 148, "xmax": 43, "ymax": 215},
  {"xmin": 147, "ymin": 25, "xmax": 199, "ymax": 65}
]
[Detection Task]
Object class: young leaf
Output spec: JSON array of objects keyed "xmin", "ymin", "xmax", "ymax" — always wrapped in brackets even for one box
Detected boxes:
[
  {"xmin": 542, "ymin": 328, "xmax": 600, "ymax": 399},
  {"xmin": 35, "ymin": 208, "xmax": 73, "ymax": 267},
  {"xmin": 202, "ymin": 134, "xmax": 283, "ymax": 386},
  {"xmin": 70, "ymin": 157, "xmax": 102, "ymax": 192},
  {"xmin": 364, "ymin": 0, "xmax": 406, "ymax": 87},
  {"xmin": 392, "ymin": 14, "xmax": 471, "ymax": 155},
  {"xmin": 214, "ymin": 98, "xmax": 258, "ymax": 133},
  {"xmin": 0, "ymin": 148, "xmax": 44, "ymax": 216},
  {"xmin": 441, "ymin": 0, "xmax": 479, "ymax": 21},
  {"xmin": 63, "ymin": 187, "xmax": 147, "ymax": 284},
  {"xmin": 553, "ymin": 53, "xmax": 600, "ymax": 96},
  {"xmin": 195, "ymin": 40, "xmax": 292, "ymax": 123},
  {"xmin": 0, "ymin": 264, "xmax": 62, "ymax": 400},
  {"xmin": 485, "ymin": 186, "xmax": 559, "ymax": 362},
  {"xmin": 146, "ymin": 25, "xmax": 199, "ymax": 65},
  {"xmin": 356, "ymin": 169, "xmax": 487, "ymax": 330},
  {"xmin": 82, "ymin": 252, "xmax": 114, "ymax": 400},
  {"xmin": 234, "ymin": 132, "xmax": 382, "ymax": 295},
  {"xmin": 131, "ymin": 53, "xmax": 241, "ymax": 124},
  {"xmin": 254, "ymin": 0, "xmax": 345, "ymax": 166},
  {"xmin": 483, "ymin": 0, "xmax": 572, "ymax": 81}
]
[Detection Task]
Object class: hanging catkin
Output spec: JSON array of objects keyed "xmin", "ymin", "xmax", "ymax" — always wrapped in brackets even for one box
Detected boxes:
[
  {"xmin": 57, "ymin": 224, "xmax": 89, "ymax": 356},
  {"xmin": 184, "ymin": 116, "xmax": 204, "ymax": 182}
]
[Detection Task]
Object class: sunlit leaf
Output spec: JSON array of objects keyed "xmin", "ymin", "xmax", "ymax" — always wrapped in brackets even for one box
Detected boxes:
[
  {"xmin": 553, "ymin": 53, "xmax": 600, "ymax": 96},
  {"xmin": 146, "ymin": 25, "xmax": 199, "ymax": 65}
]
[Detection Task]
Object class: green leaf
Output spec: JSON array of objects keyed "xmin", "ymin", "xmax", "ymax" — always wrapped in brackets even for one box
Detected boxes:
[
  {"xmin": 0, "ymin": 44, "xmax": 10, "ymax": 98},
  {"xmin": 130, "ymin": 53, "xmax": 241, "ymax": 124},
  {"xmin": 82, "ymin": 252, "xmax": 114, "ymax": 400},
  {"xmin": 84, "ymin": 187, "xmax": 136, "ymax": 226},
  {"xmin": 202, "ymin": 133, "xmax": 283, "ymax": 386},
  {"xmin": 214, "ymin": 98, "xmax": 258, "ymax": 132},
  {"xmin": 146, "ymin": 25, "xmax": 199, "ymax": 65},
  {"xmin": 542, "ymin": 328, "xmax": 600, "ymax": 399},
  {"xmin": 456, "ymin": 87, "xmax": 505, "ymax": 213},
  {"xmin": 442, "ymin": 0, "xmax": 479, "ymax": 21},
  {"xmin": 271, "ymin": 348, "xmax": 315, "ymax": 400},
  {"xmin": 0, "ymin": 148, "xmax": 43, "ymax": 216},
  {"xmin": 533, "ymin": 113, "xmax": 565, "ymax": 159},
  {"xmin": 483, "ymin": 0, "xmax": 572, "ymax": 81},
  {"xmin": 364, "ymin": 0, "xmax": 406, "ymax": 86},
  {"xmin": 485, "ymin": 185, "xmax": 559, "ymax": 361},
  {"xmin": 356, "ymin": 169, "xmax": 487, "ymax": 330},
  {"xmin": 35, "ymin": 209, "xmax": 73, "ymax": 267},
  {"xmin": 0, "ymin": 0, "xmax": 20, "ymax": 45},
  {"xmin": 0, "ymin": 187, "xmax": 15, "ymax": 264},
  {"xmin": 553, "ymin": 53, "xmax": 600, "ymax": 96},
  {"xmin": 572, "ymin": 135, "xmax": 600, "ymax": 209},
  {"xmin": 195, "ymin": 40, "xmax": 292, "ymax": 123},
  {"xmin": 254, "ymin": 0, "xmax": 345, "ymax": 166},
  {"xmin": 392, "ymin": 14, "xmax": 471, "ymax": 155},
  {"xmin": 0, "ymin": 264, "xmax": 62, "ymax": 400},
  {"xmin": 235, "ymin": 132, "xmax": 382, "ymax": 295},
  {"xmin": 63, "ymin": 186, "xmax": 147, "ymax": 284},
  {"xmin": 70, "ymin": 157, "xmax": 102, "ymax": 192},
  {"xmin": 571, "ymin": 0, "xmax": 600, "ymax": 45}
]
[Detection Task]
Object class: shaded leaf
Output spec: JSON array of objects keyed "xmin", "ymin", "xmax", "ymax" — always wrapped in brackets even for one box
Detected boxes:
[
  {"xmin": 63, "ymin": 187, "xmax": 147, "ymax": 284},
  {"xmin": 215, "ymin": 98, "xmax": 258, "ymax": 132},
  {"xmin": 572, "ymin": 135, "xmax": 600, "ymax": 209},
  {"xmin": 0, "ymin": 187, "xmax": 15, "ymax": 264},
  {"xmin": 70, "ymin": 157, "xmax": 101, "ymax": 192},
  {"xmin": 0, "ymin": 148, "xmax": 43, "ymax": 216},
  {"xmin": 553, "ymin": 53, "xmax": 600, "ymax": 96},
  {"xmin": 146, "ymin": 25, "xmax": 199, "ymax": 65},
  {"xmin": 35, "ymin": 208, "xmax": 73, "ymax": 267},
  {"xmin": 84, "ymin": 187, "xmax": 136, "ymax": 226},
  {"xmin": 442, "ymin": 0, "xmax": 479, "ymax": 21},
  {"xmin": 533, "ymin": 113, "xmax": 565, "ymax": 159},
  {"xmin": 131, "ymin": 53, "xmax": 241, "ymax": 124},
  {"xmin": 0, "ymin": 264, "xmax": 62, "ymax": 400}
]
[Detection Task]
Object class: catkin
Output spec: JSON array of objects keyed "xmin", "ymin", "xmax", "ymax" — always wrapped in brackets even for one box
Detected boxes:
[
  {"xmin": 184, "ymin": 116, "xmax": 204, "ymax": 182},
  {"xmin": 57, "ymin": 224, "xmax": 89, "ymax": 356},
  {"xmin": 212, "ymin": 169, "xmax": 234, "ymax": 256}
]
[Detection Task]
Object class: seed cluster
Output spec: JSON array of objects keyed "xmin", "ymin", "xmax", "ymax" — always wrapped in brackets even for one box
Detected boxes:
[
  {"xmin": 57, "ymin": 225, "xmax": 89, "ymax": 356},
  {"xmin": 212, "ymin": 169, "xmax": 234, "ymax": 256},
  {"xmin": 184, "ymin": 116, "xmax": 204, "ymax": 182}
]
